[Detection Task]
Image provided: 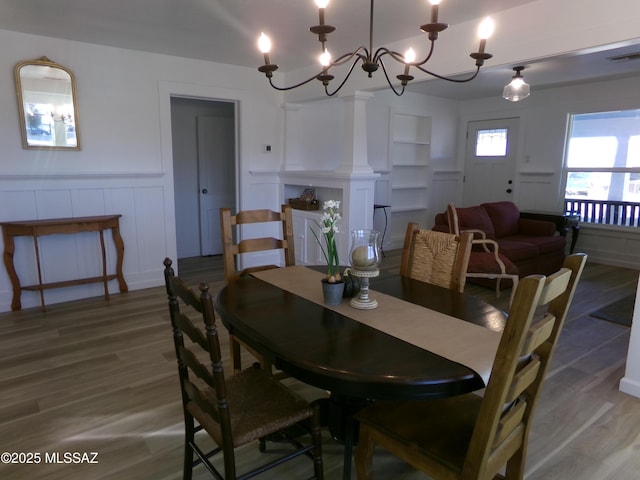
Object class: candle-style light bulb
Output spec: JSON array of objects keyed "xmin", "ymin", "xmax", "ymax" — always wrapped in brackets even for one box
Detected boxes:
[
  {"xmin": 258, "ymin": 32, "xmax": 271, "ymax": 54},
  {"xmin": 316, "ymin": 0, "xmax": 329, "ymax": 31},
  {"xmin": 403, "ymin": 47, "xmax": 416, "ymax": 76},
  {"xmin": 319, "ymin": 49, "xmax": 331, "ymax": 67},
  {"xmin": 429, "ymin": 0, "xmax": 441, "ymax": 24},
  {"xmin": 396, "ymin": 47, "xmax": 417, "ymax": 85},
  {"xmin": 477, "ymin": 17, "xmax": 494, "ymax": 53},
  {"xmin": 258, "ymin": 32, "xmax": 272, "ymax": 65}
]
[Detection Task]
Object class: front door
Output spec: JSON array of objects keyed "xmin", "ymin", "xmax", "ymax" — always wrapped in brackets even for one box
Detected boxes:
[
  {"xmin": 463, "ymin": 118, "xmax": 519, "ymax": 205},
  {"xmin": 197, "ymin": 115, "xmax": 236, "ymax": 256}
]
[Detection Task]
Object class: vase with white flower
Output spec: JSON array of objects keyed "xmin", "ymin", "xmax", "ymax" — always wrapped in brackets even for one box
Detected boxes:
[{"xmin": 310, "ymin": 200, "xmax": 344, "ymax": 304}]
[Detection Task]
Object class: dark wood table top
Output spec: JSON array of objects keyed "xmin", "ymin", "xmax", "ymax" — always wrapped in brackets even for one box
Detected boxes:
[{"xmin": 214, "ymin": 273, "xmax": 506, "ymax": 401}]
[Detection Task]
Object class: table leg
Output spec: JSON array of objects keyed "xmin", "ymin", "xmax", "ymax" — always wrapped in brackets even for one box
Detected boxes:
[
  {"xmin": 342, "ymin": 414, "xmax": 354, "ymax": 480},
  {"xmin": 328, "ymin": 394, "xmax": 371, "ymax": 480},
  {"xmin": 570, "ymin": 224, "xmax": 580, "ymax": 254},
  {"xmin": 2, "ymin": 230, "xmax": 22, "ymax": 311},
  {"xmin": 99, "ymin": 230, "xmax": 109, "ymax": 300},
  {"xmin": 111, "ymin": 224, "xmax": 128, "ymax": 292},
  {"xmin": 32, "ymin": 232, "xmax": 46, "ymax": 311}
]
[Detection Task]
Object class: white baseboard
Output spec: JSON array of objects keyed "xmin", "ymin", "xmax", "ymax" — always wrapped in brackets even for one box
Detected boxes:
[{"xmin": 619, "ymin": 377, "xmax": 640, "ymax": 399}]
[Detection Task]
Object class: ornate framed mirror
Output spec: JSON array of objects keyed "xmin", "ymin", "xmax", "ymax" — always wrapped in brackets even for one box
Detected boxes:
[{"xmin": 14, "ymin": 57, "xmax": 81, "ymax": 150}]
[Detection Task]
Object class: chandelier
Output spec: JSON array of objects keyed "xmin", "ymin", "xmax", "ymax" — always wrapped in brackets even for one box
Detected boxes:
[{"xmin": 257, "ymin": 0, "xmax": 495, "ymax": 97}]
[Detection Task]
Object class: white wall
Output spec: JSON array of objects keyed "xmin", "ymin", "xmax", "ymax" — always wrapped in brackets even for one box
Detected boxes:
[
  {"xmin": 281, "ymin": 72, "xmax": 640, "ymax": 267},
  {"xmin": 2, "ymin": 0, "xmax": 640, "ymax": 311},
  {"xmin": 0, "ymin": 29, "xmax": 284, "ymax": 312},
  {"xmin": 281, "ymin": 90, "xmax": 461, "ymax": 250},
  {"xmin": 454, "ymin": 74, "xmax": 640, "ymax": 268}
]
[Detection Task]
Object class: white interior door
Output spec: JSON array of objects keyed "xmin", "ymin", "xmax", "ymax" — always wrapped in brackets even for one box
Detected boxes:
[
  {"xmin": 463, "ymin": 118, "xmax": 519, "ymax": 206},
  {"xmin": 197, "ymin": 115, "xmax": 235, "ymax": 256}
]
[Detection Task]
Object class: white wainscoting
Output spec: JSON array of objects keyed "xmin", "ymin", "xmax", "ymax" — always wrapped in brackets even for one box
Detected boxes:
[
  {"xmin": 574, "ymin": 224, "xmax": 640, "ymax": 270},
  {"xmin": 518, "ymin": 171, "xmax": 561, "ymax": 212},
  {"xmin": 0, "ymin": 173, "xmax": 174, "ymax": 312}
]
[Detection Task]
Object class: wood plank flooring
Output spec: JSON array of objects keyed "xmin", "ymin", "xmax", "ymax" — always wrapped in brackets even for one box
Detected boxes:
[{"xmin": 1, "ymin": 251, "xmax": 639, "ymax": 479}]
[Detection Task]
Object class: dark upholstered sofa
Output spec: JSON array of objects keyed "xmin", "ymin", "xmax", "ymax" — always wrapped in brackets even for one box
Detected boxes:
[{"xmin": 433, "ymin": 201, "xmax": 566, "ymax": 278}]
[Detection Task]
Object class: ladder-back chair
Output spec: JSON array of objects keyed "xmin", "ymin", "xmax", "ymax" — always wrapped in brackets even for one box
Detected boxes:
[
  {"xmin": 354, "ymin": 253, "xmax": 587, "ymax": 480},
  {"xmin": 400, "ymin": 223, "xmax": 473, "ymax": 294},
  {"xmin": 219, "ymin": 205, "xmax": 295, "ymax": 373},
  {"xmin": 163, "ymin": 258, "xmax": 323, "ymax": 480}
]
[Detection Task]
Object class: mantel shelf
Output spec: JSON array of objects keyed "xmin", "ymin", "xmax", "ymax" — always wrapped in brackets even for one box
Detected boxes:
[{"xmin": 391, "ymin": 206, "xmax": 428, "ymax": 213}]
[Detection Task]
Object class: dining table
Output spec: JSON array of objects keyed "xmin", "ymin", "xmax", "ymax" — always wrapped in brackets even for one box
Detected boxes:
[{"xmin": 214, "ymin": 265, "xmax": 507, "ymax": 479}]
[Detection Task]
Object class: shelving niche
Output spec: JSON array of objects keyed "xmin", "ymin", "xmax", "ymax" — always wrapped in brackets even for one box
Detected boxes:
[{"xmin": 388, "ymin": 111, "xmax": 432, "ymax": 245}]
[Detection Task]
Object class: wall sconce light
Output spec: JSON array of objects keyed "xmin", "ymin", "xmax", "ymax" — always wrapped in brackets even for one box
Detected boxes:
[{"xmin": 502, "ymin": 66, "xmax": 530, "ymax": 102}]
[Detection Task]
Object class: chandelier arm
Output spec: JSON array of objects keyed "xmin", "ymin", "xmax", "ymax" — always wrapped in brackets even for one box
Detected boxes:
[
  {"xmin": 413, "ymin": 64, "xmax": 481, "ymax": 83},
  {"xmin": 324, "ymin": 57, "xmax": 362, "ymax": 96},
  {"xmin": 373, "ymin": 39, "xmax": 437, "ymax": 67},
  {"xmin": 330, "ymin": 47, "xmax": 370, "ymax": 67},
  {"xmin": 267, "ymin": 72, "xmax": 326, "ymax": 91},
  {"xmin": 413, "ymin": 41, "xmax": 437, "ymax": 67},
  {"xmin": 378, "ymin": 58, "xmax": 406, "ymax": 96},
  {"xmin": 372, "ymin": 47, "xmax": 406, "ymax": 65}
]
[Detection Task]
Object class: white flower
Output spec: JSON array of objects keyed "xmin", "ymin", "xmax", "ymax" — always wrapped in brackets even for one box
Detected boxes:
[{"xmin": 310, "ymin": 199, "xmax": 342, "ymax": 277}]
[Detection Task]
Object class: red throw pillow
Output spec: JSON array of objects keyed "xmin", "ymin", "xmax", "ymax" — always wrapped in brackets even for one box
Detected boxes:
[
  {"xmin": 456, "ymin": 206, "xmax": 496, "ymax": 239},
  {"xmin": 482, "ymin": 201, "xmax": 520, "ymax": 238}
]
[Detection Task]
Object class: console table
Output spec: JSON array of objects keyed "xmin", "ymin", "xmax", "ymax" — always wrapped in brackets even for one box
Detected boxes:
[
  {"xmin": 1, "ymin": 215, "xmax": 128, "ymax": 311},
  {"xmin": 520, "ymin": 211, "xmax": 581, "ymax": 254}
]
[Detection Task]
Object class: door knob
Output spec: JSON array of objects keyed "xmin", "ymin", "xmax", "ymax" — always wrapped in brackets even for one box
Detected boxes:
[{"xmin": 201, "ymin": 189, "xmax": 208, "ymax": 194}]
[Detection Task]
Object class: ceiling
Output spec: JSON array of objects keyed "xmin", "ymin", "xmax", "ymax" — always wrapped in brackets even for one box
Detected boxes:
[{"xmin": 1, "ymin": 0, "xmax": 639, "ymax": 100}]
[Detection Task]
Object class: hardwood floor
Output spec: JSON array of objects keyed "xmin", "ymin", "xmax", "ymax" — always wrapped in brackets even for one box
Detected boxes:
[{"xmin": 1, "ymin": 251, "xmax": 639, "ymax": 479}]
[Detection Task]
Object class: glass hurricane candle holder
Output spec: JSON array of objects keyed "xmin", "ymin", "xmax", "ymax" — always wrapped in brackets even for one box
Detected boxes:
[{"xmin": 349, "ymin": 229, "xmax": 380, "ymax": 309}]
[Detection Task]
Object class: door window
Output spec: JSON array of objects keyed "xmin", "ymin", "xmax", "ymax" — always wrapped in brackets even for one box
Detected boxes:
[{"xmin": 475, "ymin": 128, "xmax": 508, "ymax": 157}]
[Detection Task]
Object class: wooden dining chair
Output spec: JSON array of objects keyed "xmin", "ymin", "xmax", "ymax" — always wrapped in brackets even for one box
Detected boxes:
[
  {"xmin": 400, "ymin": 223, "xmax": 473, "ymax": 293},
  {"xmin": 447, "ymin": 202, "xmax": 520, "ymax": 303},
  {"xmin": 219, "ymin": 205, "xmax": 295, "ymax": 373},
  {"xmin": 354, "ymin": 253, "xmax": 587, "ymax": 480},
  {"xmin": 162, "ymin": 258, "xmax": 323, "ymax": 480}
]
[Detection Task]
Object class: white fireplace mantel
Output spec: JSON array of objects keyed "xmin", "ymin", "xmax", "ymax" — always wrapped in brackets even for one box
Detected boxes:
[{"xmin": 280, "ymin": 171, "xmax": 380, "ymax": 264}]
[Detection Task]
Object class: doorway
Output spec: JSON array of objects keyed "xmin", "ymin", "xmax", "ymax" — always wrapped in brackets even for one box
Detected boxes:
[
  {"xmin": 171, "ymin": 97, "xmax": 236, "ymax": 258},
  {"xmin": 463, "ymin": 118, "xmax": 519, "ymax": 205}
]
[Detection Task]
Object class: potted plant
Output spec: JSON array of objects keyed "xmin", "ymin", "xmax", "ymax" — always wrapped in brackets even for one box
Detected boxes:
[{"xmin": 310, "ymin": 200, "xmax": 344, "ymax": 304}]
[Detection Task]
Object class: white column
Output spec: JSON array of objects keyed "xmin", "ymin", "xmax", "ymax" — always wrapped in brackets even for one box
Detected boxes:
[
  {"xmin": 282, "ymin": 103, "xmax": 305, "ymax": 171},
  {"xmin": 619, "ymin": 273, "xmax": 640, "ymax": 398},
  {"xmin": 335, "ymin": 91, "xmax": 375, "ymax": 176}
]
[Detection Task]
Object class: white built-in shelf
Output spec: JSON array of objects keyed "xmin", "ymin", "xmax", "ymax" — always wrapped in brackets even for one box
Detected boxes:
[{"xmin": 385, "ymin": 109, "xmax": 433, "ymax": 245}]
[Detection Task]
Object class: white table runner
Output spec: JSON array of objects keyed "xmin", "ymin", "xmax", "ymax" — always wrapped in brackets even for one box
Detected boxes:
[{"xmin": 252, "ymin": 266, "xmax": 502, "ymax": 385}]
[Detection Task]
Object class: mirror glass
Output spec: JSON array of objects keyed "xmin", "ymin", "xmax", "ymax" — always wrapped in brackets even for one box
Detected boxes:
[{"xmin": 15, "ymin": 57, "xmax": 80, "ymax": 150}]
